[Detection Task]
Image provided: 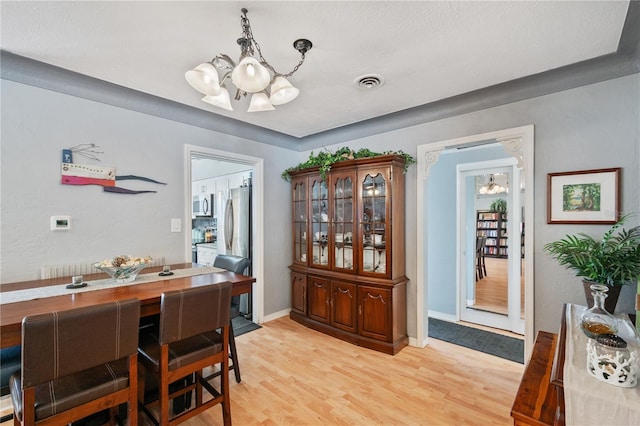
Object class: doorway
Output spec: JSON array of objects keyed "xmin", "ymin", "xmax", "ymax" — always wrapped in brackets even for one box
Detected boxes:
[
  {"xmin": 184, "ymin": 145, "xmax": 265, "ymax": 324},
  {"xmin": 458, "ymin": 160, "xmax": 524, "ymax": 334},
  {"xmin": 416, "ymin": 125, "xmax": 534, "ymax": 358}
]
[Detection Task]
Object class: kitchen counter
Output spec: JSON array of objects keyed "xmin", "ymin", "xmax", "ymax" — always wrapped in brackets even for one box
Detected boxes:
[
  {"xmin": 195, "ymin": 242, "xmax": 217, "ymax": 248},
  {"xmin": 196, "ymin": 243, "xmax": 218, "ymax": 266}
]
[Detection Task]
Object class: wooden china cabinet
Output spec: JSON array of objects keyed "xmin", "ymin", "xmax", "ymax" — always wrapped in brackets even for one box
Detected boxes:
[{"xmin": 289, "ymin": 155, "xmax": 408, "ymax": 355}]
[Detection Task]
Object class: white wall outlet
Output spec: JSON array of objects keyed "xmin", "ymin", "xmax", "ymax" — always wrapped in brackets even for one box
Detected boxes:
[
  {"xmin": 171, "ymin": 218, "xmax": 181, "ymax": 233},
  {"xmin": 51, "ymin": 215, "xmax": 71, "ymax": 231}
]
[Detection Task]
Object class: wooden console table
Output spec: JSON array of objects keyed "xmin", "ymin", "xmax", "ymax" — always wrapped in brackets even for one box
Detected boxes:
[
  {"xmin": 513, "ymin": 304, "xmax": 639, "ymax": 426},
  {"xmin": 511, "ymin": 331, "xmax": 564, "ymax": 426}
]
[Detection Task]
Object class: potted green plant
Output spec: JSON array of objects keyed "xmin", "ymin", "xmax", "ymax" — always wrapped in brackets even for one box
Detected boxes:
[
  {"xmin": 490, "ymin": 198, "xmax": 507, "ymax": 214},
  {"xmin": 543, "ymin": 215, "xmax": 640, "ymax": 313}
]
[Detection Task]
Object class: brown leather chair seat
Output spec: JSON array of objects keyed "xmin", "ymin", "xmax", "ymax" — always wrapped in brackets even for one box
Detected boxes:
[
  {"xmin": 10, "ymin": 358, "xmax": 129, "ymax": 422},
  {"xmin": 138, "ymin": 330, "xmax": 224, "ymax": 372}
]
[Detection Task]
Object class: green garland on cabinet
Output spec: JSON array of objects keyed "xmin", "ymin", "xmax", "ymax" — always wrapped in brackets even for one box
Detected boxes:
[{"xmin": 281, "ymin": 147, "xmax": 416, "ymax": 181}]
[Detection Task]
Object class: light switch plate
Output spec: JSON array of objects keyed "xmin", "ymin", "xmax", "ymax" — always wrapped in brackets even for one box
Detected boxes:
[
  {"xmin": 51, "ymin": 215, "xmax": 71, "ymax": 231},
  {"xmin": 171, "ymin": 218, "xmax": 181, "ymax": 232}
]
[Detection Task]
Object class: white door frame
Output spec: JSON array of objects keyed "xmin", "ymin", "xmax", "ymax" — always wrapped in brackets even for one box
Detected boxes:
[
  {"xmin": 457, "ymin": 159, "xmax": 524, "ymax": 334},
  {"xmin": 416, "ymin": 125, "xmax": 534, "ymax": 358},
  {"xmin": 184, "ymin": 144, "xmax": 265, "ymax": 324}
]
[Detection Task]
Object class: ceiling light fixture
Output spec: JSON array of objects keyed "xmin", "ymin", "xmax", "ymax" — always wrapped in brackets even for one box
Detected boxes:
[
  {"xmin": 185, "ymin": 8, "xmax": 312, "ymax": 112},
  {"xmin": 479, "ymin": 174, "xmax": 507, "ymax": 195}
]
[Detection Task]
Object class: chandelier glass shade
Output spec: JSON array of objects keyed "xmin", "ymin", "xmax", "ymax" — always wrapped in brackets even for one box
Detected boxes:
[
  {"xmin": 269, "ymin": 76, "xmax": 300, "ymax": 105},
  {"xmin": 185, "ymin": 63, "xmax": 221, "ymax": 95},
  {"xmin": 478, "ymin": 174, "xmax": 508, "ymax": 195},
  {"xmin": 185, "ymin": 8, "xmax": 312, "ymax": 112},
  {"xmin": 202, "ymin": 88, "xmax": 233, "ymax": 111},
  {"xmin": 248, "ymin": 93, "xmax": 276, "ymax": 112}
]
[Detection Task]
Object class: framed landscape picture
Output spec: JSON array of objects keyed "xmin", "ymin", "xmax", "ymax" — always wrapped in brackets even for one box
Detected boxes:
[{"xmin": 547, "ymin": 167, "xmax": 620, "ymax": 224}]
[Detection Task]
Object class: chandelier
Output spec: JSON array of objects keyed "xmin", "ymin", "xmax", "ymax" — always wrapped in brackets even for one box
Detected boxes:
[
  {"xmin": 478, "ymin": 174, "xmax": 507, "ymax": 195},
  {"xmin": 185, "ymin": 8, "xmax": 312, "ymax": 112}
]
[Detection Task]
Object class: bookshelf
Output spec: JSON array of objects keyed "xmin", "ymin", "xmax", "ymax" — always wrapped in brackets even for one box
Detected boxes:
[{"xmin": 476, "ymin": 210, "xmax": 508, "ymax": 258}]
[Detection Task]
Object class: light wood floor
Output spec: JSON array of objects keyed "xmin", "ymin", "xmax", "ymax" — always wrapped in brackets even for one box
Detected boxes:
[
  {"xmin": 471, "ymin": 256, "xmax": 525, "ymax": 318},
  {"xmin": 2, "ymin": 317, "xmax": 524, "ymax": 426}
]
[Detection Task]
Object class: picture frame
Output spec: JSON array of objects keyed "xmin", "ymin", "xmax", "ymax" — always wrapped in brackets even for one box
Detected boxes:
[{"xmin": 547, "ymin": 167, "xmax": 620, "ymax": 224}]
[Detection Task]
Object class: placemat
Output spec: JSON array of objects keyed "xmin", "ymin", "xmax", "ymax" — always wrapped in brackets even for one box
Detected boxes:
[
  {"xmin": 0, "ymin": 266, "xmax": 224, "ymax": 305},
  {"xmin": 564, "ymin": 304, "xmax": 640, "ymax": 425}
]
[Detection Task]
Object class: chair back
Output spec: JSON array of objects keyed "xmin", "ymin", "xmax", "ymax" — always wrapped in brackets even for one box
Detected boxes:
[
  {"xmin": 159, "ymin": 282, "xmax": 232, "ymax": 345},
  {"xmin": 476, "ymin": 236, "xmax": 486, "ymax": 254},
  {"xmin": 21, "ymin": 298, "xmax": 140, "ymax": 388},
  {"xmin": 213, "ymin": 255, "xmax": 250, "ymax": 274}
]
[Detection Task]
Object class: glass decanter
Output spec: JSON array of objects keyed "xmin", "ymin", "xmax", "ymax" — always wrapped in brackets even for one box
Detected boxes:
[{"xmin": 581, "ymin": 284, "xmax": 619, "ymax": 339}]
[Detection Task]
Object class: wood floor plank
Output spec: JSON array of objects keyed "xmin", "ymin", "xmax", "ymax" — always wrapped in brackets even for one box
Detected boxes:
[
  {"xmin": 1, "ymin": 316, "xmax": 524, "ymax": 426},
  {"xmin": 179, "ymin": 317, "xmax": 522, "ymax": 425},
  {"xmin": 472, "ymin": 256, "xmax": 525, "ymax": 318}
]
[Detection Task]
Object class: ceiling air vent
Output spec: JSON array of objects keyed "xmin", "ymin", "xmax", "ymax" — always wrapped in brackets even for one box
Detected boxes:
[{"xmin": 355, "ymin": 74, "xmax": 384, "ymax": 89}]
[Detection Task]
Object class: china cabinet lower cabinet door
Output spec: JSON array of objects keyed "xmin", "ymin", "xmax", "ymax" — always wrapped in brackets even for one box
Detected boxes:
[
  {"xmin": 308, "ymin": 276, "xmax": 330, "ymax": 324},
  {"xmin": 291, "ymin": 272, "xmax": 307, "ymax": 315},
  {"xmin": 331, "ymin": 281, "xmax": 357, "ymax": 333},
  {"xmin": 358, "ymin": 285, "xmax": 392, "ymax": 342}
]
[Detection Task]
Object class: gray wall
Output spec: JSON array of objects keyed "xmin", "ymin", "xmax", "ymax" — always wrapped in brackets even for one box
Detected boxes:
[
  {"xmin": 0, "ymin": 79, "xmax": 302, "ymax": 317},
  {"xmin": 2, "ymin": 73, "xmax": 638, "ymax": 337},
  {"xmin": 315, "ymin": 73, "xmax": 639, "ymax": 336}
]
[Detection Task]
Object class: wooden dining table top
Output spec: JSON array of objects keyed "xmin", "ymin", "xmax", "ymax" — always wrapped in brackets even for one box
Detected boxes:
[{"xmin": 0, "ymin": 263, "xmax": 256, "ymax": 348}]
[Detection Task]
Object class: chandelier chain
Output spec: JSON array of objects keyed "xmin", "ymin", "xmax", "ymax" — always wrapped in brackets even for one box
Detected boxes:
[
  {"xmin": 282, "ymin": 54, "xmax": 306, "ymax": 78},
  {"xmin": 240, "ymin": 12, "xmax": 255, "ymax": 57},
  {"xmin": 240, "ymin": 9, "xmax": 306, "ymax": 79}
]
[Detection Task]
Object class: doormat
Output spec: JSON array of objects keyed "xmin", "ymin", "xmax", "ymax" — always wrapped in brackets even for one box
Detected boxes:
[
  {"xmin": 428, "ymin": 318, "xmax": 524, "ymax": 364},
  {"xmin": 232, "ymin": 315, "xmax": 262, "ymax": 337}
]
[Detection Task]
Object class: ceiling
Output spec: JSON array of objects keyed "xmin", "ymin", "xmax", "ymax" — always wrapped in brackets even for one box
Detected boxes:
[{"xmin": 1, "ymin": 1, "xmax": 637, "ymax": 150}]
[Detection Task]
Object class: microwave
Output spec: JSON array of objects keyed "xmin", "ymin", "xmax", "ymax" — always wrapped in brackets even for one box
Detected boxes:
[{"xmin": 192, "ymin": 194, "xmax": 214, "ymax": 217}]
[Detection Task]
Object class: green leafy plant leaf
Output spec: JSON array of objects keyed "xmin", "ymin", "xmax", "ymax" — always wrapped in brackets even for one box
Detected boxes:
[
  {"xmin": 543, "ymin": 214, "xmax": 640, "ymax": 286},
  {"xmin": 281, "ymin": 148, "xmax": 416, "ymax": 181}
]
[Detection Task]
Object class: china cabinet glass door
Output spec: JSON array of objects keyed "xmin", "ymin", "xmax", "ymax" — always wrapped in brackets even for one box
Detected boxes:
[
  {"xmin": 360, "ymin": 171, "xmax": 388, "ymax": 275},
  {"xmin": 332, "ymin": 173, "xmax": 355, "ymax": 272},
  {"xmin": 292, "ymin": 177, "xmax": 307, "ymax": 263},
  {"xmin": 310, "ymin": 176, "xmax": 329, "ymax": 267}
]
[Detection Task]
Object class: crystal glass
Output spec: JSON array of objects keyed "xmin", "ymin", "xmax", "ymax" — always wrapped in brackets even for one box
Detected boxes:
[{"xmin": 581, "ymin": 284, "xmax": 619, "ymax": 339}]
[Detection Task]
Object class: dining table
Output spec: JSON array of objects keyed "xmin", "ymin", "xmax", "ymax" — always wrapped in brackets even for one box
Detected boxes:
[{"xmin": 0, "ymin": 263, "xmax": 256, "ymax": 349}]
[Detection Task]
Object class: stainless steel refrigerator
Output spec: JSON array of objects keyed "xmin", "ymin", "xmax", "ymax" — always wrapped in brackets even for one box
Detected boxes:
[{"xmin": 217, "ymin": 185, "xmax": 252, "ymax": 313}]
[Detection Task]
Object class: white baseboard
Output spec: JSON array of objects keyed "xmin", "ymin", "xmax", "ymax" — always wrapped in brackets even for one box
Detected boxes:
[
  {"xmin": 262, "ymin": 308, "xmax": 290, "ymax": 324},
  {"xmin": 427, "ymin": 310, "xmax": 457, "ymax": 322}
]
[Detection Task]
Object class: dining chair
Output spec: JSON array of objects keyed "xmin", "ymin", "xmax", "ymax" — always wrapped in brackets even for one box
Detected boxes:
[
  {"xmin": 1, "ymin": 346, "xmax": 21, "ymax": 397},
  {"xmin": 9, "ymin": 298, "xmax": 140, "ymax": 425},
  {"xmin": 137, "ymin": 282, "xmax": 233, "ymax": 426},
  {"xmin": 476, "ymin": 236, "xmax": 487, "ymax": 281},
  {"xmin": 0, "ymin": 346, "xmax": 21, "ymax": 422},
  {"xmin": 208, "ymin": 255, "xmax": 251, "ymax": 384}
]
